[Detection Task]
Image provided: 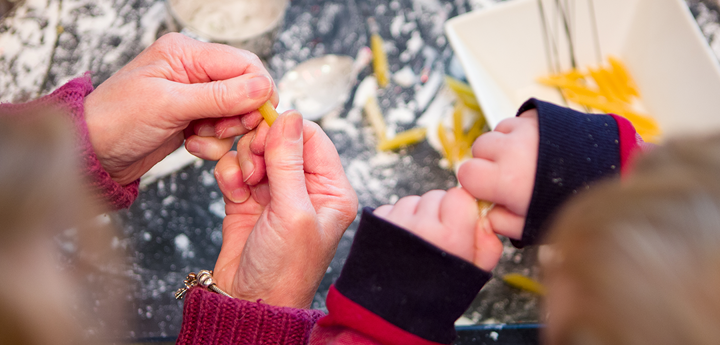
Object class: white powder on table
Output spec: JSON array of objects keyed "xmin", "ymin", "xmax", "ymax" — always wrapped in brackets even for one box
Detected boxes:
[{"xmin": 170, "ymin": 0, "xmax": 284, "ymax": 40}]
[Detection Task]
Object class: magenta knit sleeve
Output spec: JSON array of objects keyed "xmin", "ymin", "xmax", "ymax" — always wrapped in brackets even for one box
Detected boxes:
[
  {"xmin": 0, "ymin": 74, "xmax": 139, "ymax": 210},
  {"xmin": 178, "ymin": 287, "xmax": 325, "ymax": 344}
]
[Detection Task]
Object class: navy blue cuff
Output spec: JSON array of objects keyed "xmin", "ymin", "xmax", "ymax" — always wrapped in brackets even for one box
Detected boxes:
[
  {"xmin": 514, "ymin": 98, "xmax": 621, "ymax": 247},
  {"xmin": 335, "ymin": 208, "xmax": 492, "ymax": 344}
]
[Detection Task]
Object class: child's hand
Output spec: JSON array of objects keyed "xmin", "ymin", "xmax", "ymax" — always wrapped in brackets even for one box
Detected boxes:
[
  {"xmin": 457, "ymin": 110, "xmax": 539, "ymax": 241},
  {"xmin": 374, "ymin": 188, "xmax": 503, "ymax": 272}
]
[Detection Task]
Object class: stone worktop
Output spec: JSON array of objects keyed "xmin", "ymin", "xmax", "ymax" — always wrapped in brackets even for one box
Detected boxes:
[{"xmin": 2, "ymin": 0, "xmax": 720, "ymax": 341}]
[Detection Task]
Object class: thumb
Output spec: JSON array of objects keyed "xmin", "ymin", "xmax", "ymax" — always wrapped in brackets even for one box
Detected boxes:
[
  {"xmin": 264, "ymin": 111, "xmax": 313, "ymax": 213},
  {"xmin": 474, "ymin": 217, "xmax": 504, "ymax": 272},
  {"xmin": 172, "ymin": 74, "xmax": 274, "ymax": 121}
]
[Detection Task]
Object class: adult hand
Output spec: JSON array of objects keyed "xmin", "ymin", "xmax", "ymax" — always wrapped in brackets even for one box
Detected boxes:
[
  {"xmin": 457, "ymin": 110, "xmax": 539, "ymax": 240},
  {"xmin": 373, "ymin": 189, "xmax": 503, "ymax": 272},
  {"xmin": 84, "ymin": 33, "xmax": 278, "ymax": 186},
  {"xmin": 212, "ymin": 112, "xmax": 358, "ymax": 309}
]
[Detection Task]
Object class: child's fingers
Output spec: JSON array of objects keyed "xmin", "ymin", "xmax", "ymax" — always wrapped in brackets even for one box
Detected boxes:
[
  {"xmin": 439, "ymin": 187, "xmax": 478, "ymax": 233},
  {"xmin": 386, "ymin": 195, "xmax": 422, "ymax": 227},
  {"xmin": 493, "ymin": 116, "xmax": 524, "ymax": 134},
  {"xmin": 471, "ymin": 131, "xmax": 506, "ymax": 161},
  {"xmin": 457, "ymin": 158, "xmax": 501, "ymax": 202},
  {"xmin": 373, "ymin": 205, "xmax": 394, "ymax": 218},
  {"xmin": 237, "ymin": 130, "xmax": 266, "ymax": 185},
  {"xmin": 215, "ymin": 151, "xmax": 251, "ymax": 204},
  {"xmin": 487, "ymin": 205, "xmax": 525, "ymax": 240},
  {"xmin": 474, "ymin": 217, "xmax": 504, "ymax": 271},
  {"xmin": 415, "ymin": 190, "xmax": 446, "ymax": 221}
]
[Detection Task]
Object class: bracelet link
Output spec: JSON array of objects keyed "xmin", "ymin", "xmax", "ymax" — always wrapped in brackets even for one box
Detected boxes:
[{"xmin": 175, "ymin": 270, "xmax": 232, "ymax": 300}]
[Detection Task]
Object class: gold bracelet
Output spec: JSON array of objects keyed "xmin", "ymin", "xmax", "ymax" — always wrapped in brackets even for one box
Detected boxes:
[{"xmin": 175, "ymin": 270, "xmax": 232, "ymax": 300}]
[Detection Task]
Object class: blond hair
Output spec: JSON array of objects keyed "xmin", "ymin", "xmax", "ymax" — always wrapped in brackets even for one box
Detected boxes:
[
  {"xmin": 0, "ymin": 109, "xmax": 123, "ymax": 344},
  {"xmin": 544, "ymin": 134, "xmax": 720, "ymax": 345}
]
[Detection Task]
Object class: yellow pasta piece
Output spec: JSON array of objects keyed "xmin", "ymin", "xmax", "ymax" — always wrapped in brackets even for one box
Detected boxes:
[
  {"xmin": 588, "ymin": 67, "xmax": 620, "ymax": 102},
  {"xmin": 502, "ymin": 273, "xmax": 547, "ymax": 296},
  {"xmin": 370, "ymin": 34, "xmax": 390, "ymax": 88},
  {"xmin": 477, "ymin": 200, "xmax": 494, "ymax": 218},
  {"xmin": 437, "ymin": 125, "xmax": 456, "ymax": 167},
  {"xmin": 377, "ymin": 127, "xmax": 427, "ymax": 151},
  {"xmin": 608, "ymin": 56, "xmax": 639, "ymax": 97},
  {"xmin": 445, "ymin": 76, "xmax": 482, "ymax": 112},
  {"xmin": 258, "ymin": 101, "xmax": 279, "ymax": 126},
  {"xmin": 457, "ymin": 111, "xmax": 486, "ymax": 158},
  {"xmin": 364, "ymin": 96, "xmax": 387, "ymax": 143},
  {"xmin": 453, "ymin": 104, "xmax": 465, "ymax": 146}
]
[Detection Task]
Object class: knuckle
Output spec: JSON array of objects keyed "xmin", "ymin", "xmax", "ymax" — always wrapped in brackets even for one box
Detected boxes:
[{"xmin": 210, "ymin": 82, "xmax": 233, "ymax": 115}]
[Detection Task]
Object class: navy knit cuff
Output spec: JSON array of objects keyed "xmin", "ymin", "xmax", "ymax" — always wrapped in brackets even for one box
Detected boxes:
[
  {"xmin": 335, "ymin": 208, "xmax": 492, "ymax": 344},
  {"xmin": 514, "ymin": 99, "xmax": 621, "ymax": 247}
]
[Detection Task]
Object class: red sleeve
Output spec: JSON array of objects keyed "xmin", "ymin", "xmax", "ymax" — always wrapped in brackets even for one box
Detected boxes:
[
  {"xmin": 309, "ymin": 209, "xmax": 492, "ymax": 345},
  {"xmin": 609, "ymin": 114, "xmax": 651, "ymax": 176},
  {"xmin": 310, "ymin": 287, "xmax": 440, "ymax": 345},
  {"xmin": 0, "ymin": 74, "xmax": 139, "ymax": 209}
]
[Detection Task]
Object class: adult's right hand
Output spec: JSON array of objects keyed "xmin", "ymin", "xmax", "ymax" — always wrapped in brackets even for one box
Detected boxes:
[{"xmin": 212, "ymin": 112, "xmax": 358, "ymax": 309}]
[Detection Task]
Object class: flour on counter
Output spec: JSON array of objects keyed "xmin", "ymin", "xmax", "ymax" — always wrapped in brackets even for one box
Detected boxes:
[
  {"xmin": 208, "ymin": 199, "xmax": 226, "ymax": 219},
  {"xmin": 140, "ymin": 147, "xmax": 201, "ymax": 188},
  {"xmin": 393, "ymin": 65, "xmax": 418, "ymax": 87}
]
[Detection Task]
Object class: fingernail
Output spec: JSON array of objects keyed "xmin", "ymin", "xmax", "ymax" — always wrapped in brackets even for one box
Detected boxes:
[
  {"xmin": 186, "ymin": 140, "xmax": 201, "ymax": 155},
  {"xmin": 241, "ymin": 116, "xmax": 255, "ymax": 131},
  {"xmin": 219, "ymin": 125, "xmax": 245, "ymax": 139},
  {"xmin": 282, "ymin": 113, "xmax": 303, "ymax": 141},
  {"xmin": 198, "ymin": 125, "xmax": 215, "ymax": 137},
  {"xmin": 230, "ymin": 187, "xmax": 250, "ymax": 203},
  {"xmin": 248, "ymin": 75, "xmax": 272, "ymax": 100},
  {"xmin": 241, "ymin": 160, "xmax": 255, "ymax": 183}
]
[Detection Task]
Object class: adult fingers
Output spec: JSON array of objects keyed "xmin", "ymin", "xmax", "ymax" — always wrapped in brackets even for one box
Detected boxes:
[
  {"xmin": 185, "ymin": 135, "xmax": 235, "ymax": 161},
  {"xmin": 487, "ymin": 205, "xmax": 525, "ymax": 240},
  {"xmin": 471, "ymin": 131, "xmax": 506, "ymax": 161},
  {"xmin": 175, "ymin": 34, "xmax": 271, "ymax": 83},
  {"xmin": 263, "ymin": 112, "xmax": 313, "ymax": 214},
  {"xmin": 236, "ymin": 130, "xmax": 266, "ymax": 185},
  {"xmin": 250, "ymin": 178, "xmax": 271, "ymax": 206},
  {"xmin": 215, "ymin": 111, "xmax": 265, "ymax": 139},
  {"xmin": 251, "ymin": 120, "xmax": 270, "ymax": 156},
  {"xmin": 214, "ymin": 151, "xmax": 251, "ymax": 204},
  {"xmin": 439, "ymin": 188, "xmax": 478, "ymax": 233},
  {"xmin": 474, "ymin": 217, "xmax": 504, "ymax": 272},
  {"xmin": 300, "ymin": 119, "xmax": 350, "ymax": 184},
  {"xmin": 457, "ymin": 158, "xmax": 501, "ymax": 202},
  {"xmin": 172, "ymin": 73, "xmax": 274, "ymax": 122}
]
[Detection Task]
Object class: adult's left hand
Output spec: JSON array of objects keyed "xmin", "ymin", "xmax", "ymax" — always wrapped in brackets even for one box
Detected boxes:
[{"xmin": 84, "ymin": 33, "xmax": 278, "ymax": 186}]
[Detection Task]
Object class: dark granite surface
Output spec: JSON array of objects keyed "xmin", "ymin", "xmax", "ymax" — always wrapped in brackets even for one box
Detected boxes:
[{"xmin": 2, "ymin": 0, "xmax": 720, "ymax": 342}]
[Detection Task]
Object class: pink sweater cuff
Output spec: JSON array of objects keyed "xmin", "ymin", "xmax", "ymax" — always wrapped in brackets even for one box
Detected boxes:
[
  {"xmin": 0, "ymin": 74, "xmax": 139, "ymax": 210},
  {"xmin": 178, "ymin": 287, "xmax": 325, "ymax": 344}
]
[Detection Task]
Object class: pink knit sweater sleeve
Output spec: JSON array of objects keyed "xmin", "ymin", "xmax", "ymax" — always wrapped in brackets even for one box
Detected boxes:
[
  {"xmin": 178, "ymin": 287, "xmax": 325, "ymax": 344},
  {"xmin": 0, "ymin": 74, "xmax": 139, "ymax": 209}
]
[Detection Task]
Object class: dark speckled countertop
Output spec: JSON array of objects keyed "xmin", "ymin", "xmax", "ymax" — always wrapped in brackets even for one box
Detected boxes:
[{"xmin": 2, "ymin": 0, "xmax": 720, "ymax": 342}]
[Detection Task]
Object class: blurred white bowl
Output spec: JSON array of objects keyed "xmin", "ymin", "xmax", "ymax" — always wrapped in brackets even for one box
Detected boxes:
[{"xmin": 445, "ymin": 0, "xmax": 720, "ymax": 139}]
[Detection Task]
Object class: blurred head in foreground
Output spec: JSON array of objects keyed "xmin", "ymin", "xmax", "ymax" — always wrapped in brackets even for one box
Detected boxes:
[
  {"xmin": 544, "ymin": 135, "xmax": 720, "ymax": 345},
  {"xmin": 0, "ymin": 109, "xmax": 121, "ymax": 344}
]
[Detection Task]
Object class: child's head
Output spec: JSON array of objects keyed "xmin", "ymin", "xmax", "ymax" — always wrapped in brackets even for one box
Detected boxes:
[
  {"xmin": 0, "ymin": 109, "xmax": 122, "ymax": 344},
  {"xmin": 544, "ymin": 135, "xmax": 720, "ymax": 345}
]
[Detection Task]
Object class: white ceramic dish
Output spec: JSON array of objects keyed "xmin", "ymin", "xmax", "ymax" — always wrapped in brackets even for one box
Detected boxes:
[{"xmin": 445, "ymin": 0, "xmax": 720, "ymax": 139}]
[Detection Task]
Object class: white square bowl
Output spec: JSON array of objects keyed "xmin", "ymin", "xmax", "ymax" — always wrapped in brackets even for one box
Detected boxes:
[{"xmin": 445, "ymin": 0, "xmax": 720, "ymax": 139}]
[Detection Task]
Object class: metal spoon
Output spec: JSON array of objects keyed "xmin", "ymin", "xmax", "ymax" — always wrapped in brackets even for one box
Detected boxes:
[{"xmin": 277, "ymin": 48, "xmax": 372, "ymax": 121}]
